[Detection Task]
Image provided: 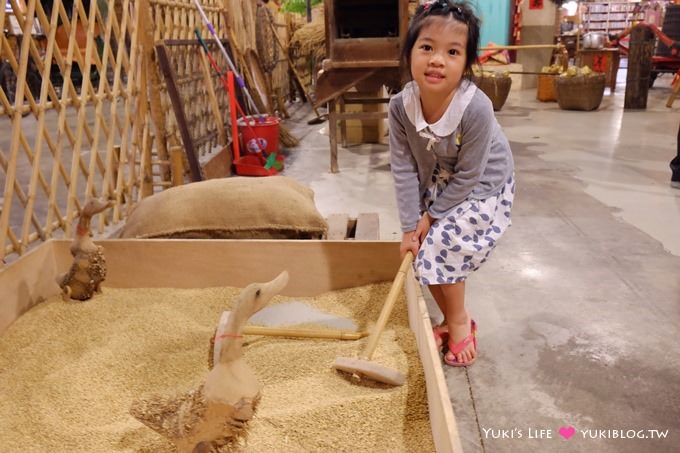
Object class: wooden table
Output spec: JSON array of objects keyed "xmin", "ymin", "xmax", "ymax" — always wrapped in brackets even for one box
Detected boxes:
[{"xmin": 577, "ymin": 48, "xmax": 621, "ymax": 92}]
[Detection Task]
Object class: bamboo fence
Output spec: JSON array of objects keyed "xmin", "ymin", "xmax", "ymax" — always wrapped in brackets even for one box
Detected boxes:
[{"xmin": 0, "ymin": 0, "xmax": 295, "ymax": 264}]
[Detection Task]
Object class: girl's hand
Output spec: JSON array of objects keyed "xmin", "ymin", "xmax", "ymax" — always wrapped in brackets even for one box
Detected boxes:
[
  {"xmin": 415, "ymin": 212, "xmax": 435, "ymax": 242},
  {"xmin": 400, "ymin": 231, "xmax": 420, "ymax": 260}
]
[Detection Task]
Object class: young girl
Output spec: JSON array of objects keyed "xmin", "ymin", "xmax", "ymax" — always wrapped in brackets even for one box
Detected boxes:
[{"xmin": 389, "ymin": 0, "xmax": 515, "ymax": 367}]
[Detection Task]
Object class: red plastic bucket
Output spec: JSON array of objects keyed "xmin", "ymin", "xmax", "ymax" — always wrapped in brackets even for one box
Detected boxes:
[{"xmin": 238, "ymin": 115, "xmax": 280, "ymax": 155}]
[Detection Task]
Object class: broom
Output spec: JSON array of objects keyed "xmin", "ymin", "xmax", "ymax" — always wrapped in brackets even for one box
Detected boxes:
[
  {"xmin": 196, "ymin": 29, "xmax": 282, "ymax": 171},
  {"xmin": 192, "ymin": 0, "xmax": 299, "ymax": 148}
]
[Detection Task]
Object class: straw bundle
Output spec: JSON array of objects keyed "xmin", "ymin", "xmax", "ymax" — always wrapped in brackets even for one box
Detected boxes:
[
  {"xmin": 289, "ymin": 6, "xmax": 326, "ymax": 90},
  {"xmin": 290, "ymin": 15, "xmax": 326, "ymax": 62}
]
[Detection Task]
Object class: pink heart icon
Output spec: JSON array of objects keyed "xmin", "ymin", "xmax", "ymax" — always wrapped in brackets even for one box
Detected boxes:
[{"xmin": 559, "ymin": 426, "xmax": 576, "ymax": 440}]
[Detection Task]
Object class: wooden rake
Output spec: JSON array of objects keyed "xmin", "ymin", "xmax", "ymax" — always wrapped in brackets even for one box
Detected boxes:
[{"xmin": 332, "ymin": 251, "xmax": 414, "ymax": 386}]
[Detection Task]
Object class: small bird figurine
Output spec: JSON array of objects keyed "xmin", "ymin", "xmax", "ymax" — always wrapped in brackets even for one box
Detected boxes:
[
  {"xmin": 130, "ymin": 271, "xmax": 290, "ymax": 452},
  {"xmin": 57, "ymin": 197, "xmax": 112, "ymax": 301}
]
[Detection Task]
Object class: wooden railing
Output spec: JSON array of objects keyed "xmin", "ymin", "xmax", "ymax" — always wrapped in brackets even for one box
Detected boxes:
[{"xmin": 0, "ymin": 0, "xmax": 294, "ymax": 264}]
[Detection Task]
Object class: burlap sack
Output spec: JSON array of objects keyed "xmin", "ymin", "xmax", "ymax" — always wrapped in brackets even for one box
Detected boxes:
[{"xmin": 120, "ymin": 176, "xmax": 328, "ymax": 239}]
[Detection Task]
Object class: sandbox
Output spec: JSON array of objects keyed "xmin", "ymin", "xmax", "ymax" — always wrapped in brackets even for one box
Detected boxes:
[{"xmin": 0, "ymin": 240, "xmax": 463, "ymax": 452}]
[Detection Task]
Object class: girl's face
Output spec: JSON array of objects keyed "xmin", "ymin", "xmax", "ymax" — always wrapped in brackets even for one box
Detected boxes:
[{"xmin": 410, "ymin": 16, "xmax": 469, "ymax": 100}]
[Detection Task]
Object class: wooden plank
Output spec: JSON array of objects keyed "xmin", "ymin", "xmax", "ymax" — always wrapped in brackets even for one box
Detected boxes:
[
  {"xmin": 313, "ymin": 68, "xmax": 378, "ymax": 107},
  {"xmin": 354, "ymin": 213, "xmax": 380, "ymax": 240},
  {"xmin": 200, "ymin": 146, "xmax": 231, "ymax": 180},
  {"xmin": 405, "ymin": 274, "xmax": 464, "ymax": 453},
  {"xmin": 0, "ymin": 239, "xmax": 58, "ymax": 335},
  {"xmin": 326, "ymin": 213, "xmax": 350, "ymax": 239},
  {"xmin": 155, "ymin": 43, "xmax": 203, "ymax": 182},
  {"xmin": 1, "ymin": 240, "xmax": 404, "ymax": 336},
  {"xmin": 63, "ymin": 239, "xmax": 402, "ymax": 295},
  {"xmin": 334, "ymin": 110, "xmax": 388, "ymax": 121},
  {"xmin": 322, "ymin": 59, "xmax": 401, "ymax": 70}
]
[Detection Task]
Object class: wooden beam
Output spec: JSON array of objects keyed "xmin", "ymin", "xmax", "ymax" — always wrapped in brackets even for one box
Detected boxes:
[{"xmin": 155, "ymin": 43, "xmax": 203, "ymax": 182}]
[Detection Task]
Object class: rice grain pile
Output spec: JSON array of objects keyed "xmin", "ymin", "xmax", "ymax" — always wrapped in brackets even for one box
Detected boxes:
[{"xmin": 0, "ymin": 283, "xmax": 434, "ymax": 452}]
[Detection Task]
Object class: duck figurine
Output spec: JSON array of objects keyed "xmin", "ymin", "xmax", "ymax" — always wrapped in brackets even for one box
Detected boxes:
[
  {"xmin": 57, "ymin": 197, "xmax": 112, "ymax": 301},
  {"xmin": 130, "ymin": 270, "xmax": 289, "ymax": 452}
]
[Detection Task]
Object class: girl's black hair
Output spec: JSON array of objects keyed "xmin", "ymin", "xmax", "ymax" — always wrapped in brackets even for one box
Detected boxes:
[{"xmin": 400, "ymin": 0, "xmax": 481, "ymax": 82}]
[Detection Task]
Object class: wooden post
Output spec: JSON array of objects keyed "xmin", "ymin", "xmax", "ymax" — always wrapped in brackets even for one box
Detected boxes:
[
  {"xmin": 198, "ymin": 51, "xmax": 229, "ymax": 148},
  {"xmin": 328, "ymin": 97, "xmax": 338, "ymax": 173},
  {"xmin": 624, "ymin": 25, "xmax": 655, "ymax": 110},
  {"xmin": 139, "ymin": 0, "xmax": 171, "ymax": 184},
  {"xmin": 155, "ymin": 43, "xmax": 203, "ymax": 182},
  {"xmin": 170, "ymin": 145, "xmax": 185, "ymax": 187}
]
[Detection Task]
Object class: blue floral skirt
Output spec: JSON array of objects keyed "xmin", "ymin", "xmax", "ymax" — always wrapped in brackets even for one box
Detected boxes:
[{"xmin": 416, "ymin": 175, "xmax": 515, "ymax": 285}]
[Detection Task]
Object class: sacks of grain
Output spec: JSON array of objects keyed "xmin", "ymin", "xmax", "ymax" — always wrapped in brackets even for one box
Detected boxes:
[{"xmin": 120, "ymin": 176, "xmax": 328, "ymax": 240}]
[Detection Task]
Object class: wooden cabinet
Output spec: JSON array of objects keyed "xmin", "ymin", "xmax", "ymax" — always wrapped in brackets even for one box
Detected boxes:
[{"xmin": 577, "ymin": 48, "xmax": 622, "ymax": 91}]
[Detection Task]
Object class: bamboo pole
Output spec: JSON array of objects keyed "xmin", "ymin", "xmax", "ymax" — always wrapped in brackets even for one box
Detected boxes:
[
  {"xmin": 479, "ymin": 44, "xmax": 566, "ymax": 51},
  {"xmin": 87, "ymin": 0, "xmax": 118, "ymax": 218},
  {"xmin": 140, "ymin": 0, "xmax": 172, "ymax": 184},
  {"xmin": 198, "ymin": 46, "xmax": 228, "ymax": 147},
  {"xmin": 63, "ymin": 0, "xmax": 100, "ymax": 236},
  {"xmin": 140, "ymin": 131, "xmax": 154, "ymax": 198},
  {"xmin": 0, "ymin": 0, "xmax": 6, "ymax": 61},
  {"xmin": 170, "ymin": 145, "xmax": 185, "ymax": 186},
  {"xmin": 44, "ymin": 0, "xmax": 72, "ymax": 236},
  {"xmin": 137, "ymin": 0, "xmax": 153, "ymax": 198},
  {"xmin": 112, "ymin": 0, "xmax": 142, "ymax": 224},
  {"xmin": 102, "ymin": 0, "xmax": 132, "ymax": 206}
]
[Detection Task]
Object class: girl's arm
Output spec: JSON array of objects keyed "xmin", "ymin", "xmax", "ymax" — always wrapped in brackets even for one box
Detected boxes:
[
  {"xmin": 389, "ymin": 99, "xmax": 421, "ymax": 232},
  {"xmin": 428, "ymin": 96, "xmax": 495, "ymax": 219}
]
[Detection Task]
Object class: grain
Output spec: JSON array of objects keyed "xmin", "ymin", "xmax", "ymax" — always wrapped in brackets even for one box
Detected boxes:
[{"xmin": 0, "ymin": 283, "xmax": 434, "ymax": 452}]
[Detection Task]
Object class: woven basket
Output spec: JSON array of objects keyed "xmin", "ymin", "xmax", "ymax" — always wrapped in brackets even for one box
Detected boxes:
[
  {"xmin": 555, "ymin": 74, "xmax": 606, "ymax": 111},
  {"xmin": 536, "ymin": 74, "xmax": 557, "ymax": 102},
  {"xmin": 472, "ymin": 75, "xmax": 512, "ymax": 111}
]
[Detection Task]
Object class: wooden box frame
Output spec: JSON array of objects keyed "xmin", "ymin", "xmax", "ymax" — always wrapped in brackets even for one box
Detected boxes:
[
  {"xmin": 323, "ymin": 0, "xmax": 409, "ymax": 68},
  {"xmin": 0, "ymin": 239, "xmax": 463, "ymax": 452}
]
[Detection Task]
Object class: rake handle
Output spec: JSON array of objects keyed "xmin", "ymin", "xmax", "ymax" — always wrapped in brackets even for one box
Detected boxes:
[
  {"xmin": 243, "ymin": 325, "xmax": 368, "ymax": 340},
  {"xmin": 360, "ymin": 251, "xmax": 414, "ymax": 361}
]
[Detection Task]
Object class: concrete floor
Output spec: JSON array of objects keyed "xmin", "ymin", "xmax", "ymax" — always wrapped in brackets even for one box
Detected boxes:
[{"xmin": 281, "ymin": 73, "xmax": 680, "ymax": 452}]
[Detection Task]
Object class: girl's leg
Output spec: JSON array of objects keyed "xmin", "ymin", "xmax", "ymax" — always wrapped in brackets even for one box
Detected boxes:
[
  {"xmin": 439, "ymin": 281, "xmax": 476, "ymax": 364},
  {"xmin": 428, "ymin": 285, "xmax": 449, "ymax": 349},
  {"xmin": 428, "ymin": 284, "xmax": 447, "ymax": 323}
]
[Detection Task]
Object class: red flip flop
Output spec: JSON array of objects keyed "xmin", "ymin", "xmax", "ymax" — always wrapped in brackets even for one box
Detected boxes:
[
  {"xmin": 433, "ymin": 325, "xmax": 449, "ymax": 352},
  {"xmin": 443, "ymin": 320, "xmax": 477, "ymax": 367}
]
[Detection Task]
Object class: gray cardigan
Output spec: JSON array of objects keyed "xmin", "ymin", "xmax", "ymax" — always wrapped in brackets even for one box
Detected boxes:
[{"xmin": 389, "ymin": 85, "xmax": 514, "ymax": 232}]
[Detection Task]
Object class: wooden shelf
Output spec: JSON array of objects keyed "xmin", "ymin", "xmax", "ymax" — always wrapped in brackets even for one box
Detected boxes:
[{"xmin": 583, "ymin": 1, "xmax": 642, "ymax": 35}]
